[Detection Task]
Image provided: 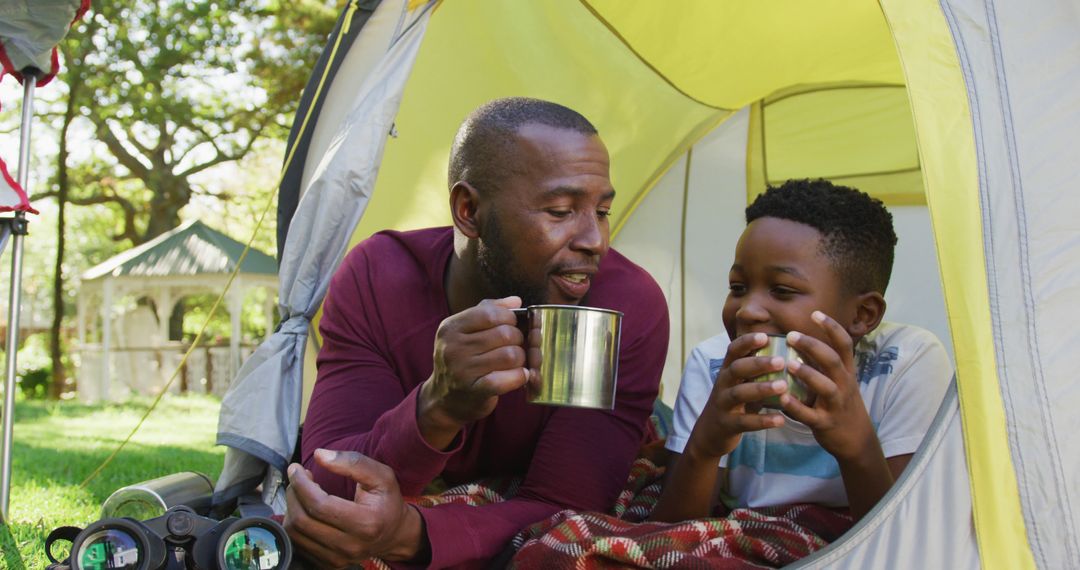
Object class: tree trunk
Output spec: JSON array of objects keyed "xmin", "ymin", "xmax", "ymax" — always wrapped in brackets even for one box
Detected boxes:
[{"xmin": 50, "ymin": 75, "xmax": 79, "ymax": 399}]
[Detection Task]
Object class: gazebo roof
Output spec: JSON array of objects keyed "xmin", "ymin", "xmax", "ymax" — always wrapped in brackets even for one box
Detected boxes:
[{"xmin": 81, "ymin": 220, "xmax": 278, "ymax": 282}]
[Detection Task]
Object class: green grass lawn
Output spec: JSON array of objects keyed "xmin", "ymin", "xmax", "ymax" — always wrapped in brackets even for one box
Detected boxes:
[{"xmin": 0, "ymin": 394, "xmax": 225, "ymax": 569}]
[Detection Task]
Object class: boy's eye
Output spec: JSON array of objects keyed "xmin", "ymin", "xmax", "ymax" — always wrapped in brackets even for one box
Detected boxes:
[
  {"xmin": 771, "ymin": 286, "xmax": 798, "ymax": 297},
  {"xmin": 728, "ymin": 283, "xmax": 747, "ymax": 295}
]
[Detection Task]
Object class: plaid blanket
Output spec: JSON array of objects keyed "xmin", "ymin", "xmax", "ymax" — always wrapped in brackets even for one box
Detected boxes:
[
  {"xmin": 354, "ymin": 457, "xmax": 851, "ymax": 569},
  {"xmin": 506, "ymin": 459, "xmax": 852, "ymax": 569}
]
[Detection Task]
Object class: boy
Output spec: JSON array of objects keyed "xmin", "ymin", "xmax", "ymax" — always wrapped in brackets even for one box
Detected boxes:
[{"xmin": 651, "ymin": 179, "xmax": 952, "ymax": 523}]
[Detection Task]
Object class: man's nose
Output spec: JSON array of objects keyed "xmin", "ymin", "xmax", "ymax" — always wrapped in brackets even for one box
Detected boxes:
[{"xmin": 570, "ymin": 212, "xmax": 608, "ymax": 256}]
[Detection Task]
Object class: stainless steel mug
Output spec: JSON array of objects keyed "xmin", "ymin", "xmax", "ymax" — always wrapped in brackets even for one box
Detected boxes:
[
  {"xmin": 754, "ymin": 333, "xmax": 810, "ymax": 409},
  {"xmin": 514, "ymin": 305, "xmax": 623, "ymax": 409}
]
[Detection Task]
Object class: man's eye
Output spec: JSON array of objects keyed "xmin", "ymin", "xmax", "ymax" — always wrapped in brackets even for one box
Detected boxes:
[
  {"xmin": 546, "ymin": 209, "xmax": 572, "ymax": 218},
  {"xmin": 597, "ymin": 209, "xmax": 612, "ymax": 219},
  {"xmin": 728, "ymin": 283, "xmax": 747, "ymax": 295}
]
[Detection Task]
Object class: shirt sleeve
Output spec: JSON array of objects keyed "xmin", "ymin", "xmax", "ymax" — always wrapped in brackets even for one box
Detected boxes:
[
  {"xmin": 666, "ymin": 335, "xmax": 729, "ymax": 455},
  {"xmin": 301, "ymin": 247, "xmax": 460, "ymax": 499},
  {"xmin": 873, "ymin": 326, "xmax": 954, "ymax": 459},
  {"xmin": 420, "ymin": 284, "xmax": 671, "ymax": 569}
]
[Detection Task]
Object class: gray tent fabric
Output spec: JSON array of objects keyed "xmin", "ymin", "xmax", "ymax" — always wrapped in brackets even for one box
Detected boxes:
[
  {"xmin": 0, "ymin": 0, "xmax": 85, "ymax": 80},
  {"xmin": 941, "ymin": 0, "xmax": 1080, "ymax": 565},
  {"xmin": 214, "ymin": 0, "xmax": 434, "ymax": 512},
  {"xmin": 800, "ymin": 0, "xmax": 1080, "ymax": 566},
  {"xmin": 797, "ymin": 379, "xmax": 979, "ymax": 568}
]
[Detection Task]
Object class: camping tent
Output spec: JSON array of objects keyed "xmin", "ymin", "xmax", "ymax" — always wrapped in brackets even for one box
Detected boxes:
[{"xmin": 217, "ymin": 0, "xmax": 1080, "ymax": 568}]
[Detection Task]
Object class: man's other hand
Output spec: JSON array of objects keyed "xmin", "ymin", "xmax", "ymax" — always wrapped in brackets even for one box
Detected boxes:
[
  {"xmin": 284, "ymin": 449, "xmax": 426, "ymax": 568},
  {"xmin": 418, "ymin": 296, "xmax": 530, "ymax": 447}
]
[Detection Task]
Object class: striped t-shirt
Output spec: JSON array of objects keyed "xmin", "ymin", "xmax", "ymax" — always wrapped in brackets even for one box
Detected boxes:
[{"xmin": 665, "ymin": 322, "xmax": 952, "ymax": 508}]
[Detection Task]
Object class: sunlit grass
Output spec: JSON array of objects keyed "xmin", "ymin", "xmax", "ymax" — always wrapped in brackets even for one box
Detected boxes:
[{"xmin": 0, "ymin": 394, "xmax": 224, "ymax": 569}]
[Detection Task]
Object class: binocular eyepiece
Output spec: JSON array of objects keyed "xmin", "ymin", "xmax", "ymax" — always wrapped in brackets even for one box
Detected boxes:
[{"xmin": 47, "ymin": 505, "xmax": 291, "ymax": 570}]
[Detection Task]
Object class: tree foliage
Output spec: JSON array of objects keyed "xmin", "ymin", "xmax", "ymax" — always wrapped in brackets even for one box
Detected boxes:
[
  {"xmin": 1, "ymin": 0, "xmax": 341, "ymax": 397},
  {"xmin": 51, "ymin": 0, "xmax": 338, "ymax": 245}
]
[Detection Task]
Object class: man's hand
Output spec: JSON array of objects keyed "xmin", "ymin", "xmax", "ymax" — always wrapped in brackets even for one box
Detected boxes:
[
  {"xmin": 684, "ymin": 332, "xmax": 789, "ymax": 462},
  {"xmin": 284, "ymin": 450, "xmax": 426, "ymax": 568},
  {"xmin": 418, "ymin": 296, "xmax": 529, "ymax": 448}
]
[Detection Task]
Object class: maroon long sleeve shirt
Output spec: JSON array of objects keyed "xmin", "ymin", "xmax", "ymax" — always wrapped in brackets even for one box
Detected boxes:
[{"xmin": 302, "ymin": 227, "xmax": 668, "ymax": 568}]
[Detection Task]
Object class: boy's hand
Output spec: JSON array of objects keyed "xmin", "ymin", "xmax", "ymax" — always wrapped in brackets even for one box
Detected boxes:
[
  {"xmin": 780, "ymin": 311, "xmax": 877, "ymax": 461},
  {"xmin": 684, "ymin": 332, "xmax": 789, "ymax": 461}
]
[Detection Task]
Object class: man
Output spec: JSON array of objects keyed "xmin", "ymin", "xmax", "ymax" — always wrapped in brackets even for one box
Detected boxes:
[{"xmin": 284, "ymin": 98, "xmax": 669, "ymax": 568}]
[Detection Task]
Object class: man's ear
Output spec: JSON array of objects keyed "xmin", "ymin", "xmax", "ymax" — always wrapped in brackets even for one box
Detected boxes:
[
  {"xmin": 848, "ymin": 291, "xmax": 886, "ymax": 339},
  {"xmin": 449, "ymin": 181, "xmax": 482, "ymax": 239}
]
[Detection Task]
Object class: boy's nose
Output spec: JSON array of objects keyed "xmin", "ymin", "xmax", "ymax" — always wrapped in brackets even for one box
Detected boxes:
[{"xmin": 735, "ymin": 298, "xmax": 769, "ymax": 328}]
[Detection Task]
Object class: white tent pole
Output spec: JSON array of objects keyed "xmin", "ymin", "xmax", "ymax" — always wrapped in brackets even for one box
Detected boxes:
[
  {"xmin": 0, "ymin": 74, "xmax": 37, "ymax": 523},
  {"xmin": 101, "ymin": 278, "xmax": 112, "ymax": 402}
]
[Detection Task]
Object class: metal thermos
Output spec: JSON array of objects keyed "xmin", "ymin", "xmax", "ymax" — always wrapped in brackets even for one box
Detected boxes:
[{"xmin": 100, "ymin": 471, "xmax": 214, "ymax": 520}]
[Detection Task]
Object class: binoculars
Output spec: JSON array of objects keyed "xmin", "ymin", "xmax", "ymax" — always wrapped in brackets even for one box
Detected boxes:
[
  {"xmin": 45, "ymin": 472, "xmax": 292, "ymax": 570},
  {"xmin": 47, "ymin": 505, "xmax": 291, "ymax": 570}
]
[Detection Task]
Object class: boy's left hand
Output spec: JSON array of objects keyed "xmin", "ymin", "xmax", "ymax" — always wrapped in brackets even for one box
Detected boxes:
[{"xmin": 779, "ymin": 310, "xmax": 877, "ymax": 461}]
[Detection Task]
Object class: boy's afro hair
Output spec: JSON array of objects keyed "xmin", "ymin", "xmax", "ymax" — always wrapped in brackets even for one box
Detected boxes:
[{"xmin": 746, "ymin": 179, "xmax": 898, "ymax": 294}]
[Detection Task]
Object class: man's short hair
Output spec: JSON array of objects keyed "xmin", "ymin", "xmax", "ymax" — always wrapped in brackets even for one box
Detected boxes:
[
  {"xmin": 746, "ymin": 179, "xmax": 898, "ymax": 294},
  {"xmin": 448, "ymin": 97, "xmax": 598, "ymax": 194}
]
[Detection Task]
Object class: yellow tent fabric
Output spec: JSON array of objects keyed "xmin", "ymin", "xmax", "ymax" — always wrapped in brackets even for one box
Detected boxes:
[
  {"xmin": 582, "ymin": 1, "xmax": 904, "ymax": 109},
  {"xmin": 881, "ymin": 0, "xmax": 1032, "ymax": 567},
  {"xmin": 350, "ymin": 0, "xmax": 723, "ymax": 247}
]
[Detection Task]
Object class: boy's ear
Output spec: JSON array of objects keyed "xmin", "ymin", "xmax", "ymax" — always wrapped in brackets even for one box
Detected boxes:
[
  {"xmin": 449, "ymin": 181, "xmax": 482, "ymax": 239},
  {"xmin": 848, "ymin": 291, "xmax": 886, "ymax": 339}
]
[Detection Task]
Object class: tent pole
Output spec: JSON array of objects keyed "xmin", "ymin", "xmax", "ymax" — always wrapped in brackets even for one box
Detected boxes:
[{"xmin": 1, "ymin": 73, "xmax": 37, "ymax": 523}]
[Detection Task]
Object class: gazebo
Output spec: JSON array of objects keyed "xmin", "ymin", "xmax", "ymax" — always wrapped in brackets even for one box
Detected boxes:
[{"xmin": 76, "ymin": 220, "xmax": 278, "ymax": 401}]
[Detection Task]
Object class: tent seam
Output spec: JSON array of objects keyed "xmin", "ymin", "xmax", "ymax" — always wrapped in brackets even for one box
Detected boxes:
[
  {"xmin": 966, "ymin": 2, "xmax": 1045, "ymax": 565},
  {"xmin": 984, "ymin": 0, "xmax": 1077, "ymax": 563},
  {"xmin": 764, "ymin": 82, "xmax": 906, "ymax": 106},
  {"xmin": 679, "ymin": 147, "xmax": 692, "ymax": 371},
  {"xmin": 576, "ymin": 0, "xmax": 731, "ymax": 112},
  {"xmin": 611, "ymin": 112, "xmax": 729, "ymax": 240}
]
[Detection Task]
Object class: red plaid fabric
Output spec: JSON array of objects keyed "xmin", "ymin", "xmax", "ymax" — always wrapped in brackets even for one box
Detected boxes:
[
  {"xmin": 508, "ymin": 502, "xmax": 852, "ymax": 569},
  {"xmin": 356, "ymin": 458, "xmax": 852, "ymax": 569},
  {"xmin": 506, "ymin": 459, "xmax": 852, "ymax": 569}
]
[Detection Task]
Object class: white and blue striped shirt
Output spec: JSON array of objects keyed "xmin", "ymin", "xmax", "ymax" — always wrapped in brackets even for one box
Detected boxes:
[{"xmin": 665, "ymin": 322, "xmax": 952, "ymax": 508}]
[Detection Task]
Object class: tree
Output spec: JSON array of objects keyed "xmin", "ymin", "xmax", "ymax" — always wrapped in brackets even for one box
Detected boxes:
[
  {"xmin": 44, "ymin": 0, "xmax": 338, "ymax": 244},
  {"xmin": 40, "ymin": 0, "xmax": 339, "ymax": 396}
]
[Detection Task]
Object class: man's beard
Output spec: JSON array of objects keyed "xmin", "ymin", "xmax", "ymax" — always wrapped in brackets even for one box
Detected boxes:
[{"xmin": 476, "ymin": 211, "xmax": 548, "ymax": 306}]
